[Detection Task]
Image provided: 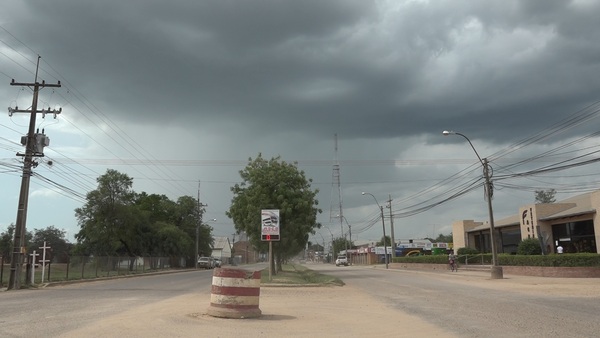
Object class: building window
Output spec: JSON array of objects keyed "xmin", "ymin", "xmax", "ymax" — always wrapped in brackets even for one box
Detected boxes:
[{"xmin": 552, "ymin": 220, "xmax": 597, "ymax": 253}]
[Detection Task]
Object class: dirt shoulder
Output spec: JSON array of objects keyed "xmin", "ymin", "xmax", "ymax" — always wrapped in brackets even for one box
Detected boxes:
[
  {"xmin": 59, "ymin": 267, "xmax": 600, "ymax": 337},
  {"xmin": 60, "ymin": 284, "xmax": 455, "ymax": 338}
]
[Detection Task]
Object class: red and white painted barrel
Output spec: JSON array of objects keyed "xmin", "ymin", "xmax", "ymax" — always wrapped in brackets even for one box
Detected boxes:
[{"xmin": 206, "ymin": 268, "xmax": 262, "ymax": 319}]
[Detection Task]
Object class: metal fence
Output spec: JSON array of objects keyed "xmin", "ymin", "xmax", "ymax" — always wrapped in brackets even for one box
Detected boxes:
[{"xmin": 0, "ymin": 255, "xmax": 189, "ymax": 287}]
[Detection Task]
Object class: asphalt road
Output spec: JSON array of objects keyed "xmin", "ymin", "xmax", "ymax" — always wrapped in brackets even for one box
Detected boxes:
[
  {"xmin": 2, "ymin": 263, "xmax": 599, "ymax": 337},
  {"xmin": 309, "ymin": 263, "xmax": 600, "ymax": 337},
  {"xmin": 0, "ymin": 269, "xmax": 215, "ymax": 337}
]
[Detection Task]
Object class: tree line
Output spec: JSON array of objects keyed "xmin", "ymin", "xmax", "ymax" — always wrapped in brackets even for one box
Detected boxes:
[
  {"xmin": 1, "ymin": 169, "xmax": 214, "ymax": 267},
  {"xmin": 3, "ymin": 155, "xmax": 322, "ymax": 275}
]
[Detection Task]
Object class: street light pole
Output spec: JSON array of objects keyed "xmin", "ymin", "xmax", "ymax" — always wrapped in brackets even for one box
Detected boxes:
[
  {"xmin": 362, "ymin": 192, "xmax": 389, "ymax": 269},
  {"xmin": 443, "ymin": 130, "xmax": 503, "ymax": 279}
]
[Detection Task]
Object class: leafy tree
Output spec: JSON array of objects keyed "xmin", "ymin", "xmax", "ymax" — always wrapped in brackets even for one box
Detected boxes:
[
  {"xmin": 133, "ymin": 193, "xmax": 212, "ymax": 260},
  {"xmin": 30, "ymin": 226, "xmax": 71, "ymax": 263},
  {"xmin": 535, "ymin": 189, "xmax": 556, "ymax": 204},
  {"xmin": 173, "ymin": 195, "xmax": 214, "ymax": 258},
  {"xmin": 0, "ymin": 224, "xmax": 33, "ymax": 263},
  {"xmin": 0, "ymin": 224, "xmax": 15, "ymax": 261},
  {"xmin": 517, "ymin": 238, "xmax": 542, "ymax": 255},
  {"xmin": 75, "ymin": 169, "xmax": 139, "ymax": 256},
  {"xmin": 227, "ymin": 154, "xmax": 321, "ymax": 273},
  {"xmin": 153, "ymin": 221, "xmax": 194, "ymax": 256},
  {"xmin": 332, "ymin": 237, "xmax": 352, "ymax": 256},
  {"xmin": 434, "ymin": 233, "xmax": 453, "ymax": 243},
  {"xmin": 376, "ymin": 235, "xmax": 392, "ymax": 246}
]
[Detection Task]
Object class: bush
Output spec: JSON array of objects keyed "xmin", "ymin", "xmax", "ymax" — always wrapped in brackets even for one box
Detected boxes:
[
  {"xmin": 517, "ymin": 238, "xmax": 542, "ymax": 255},
  {"xmin": 457, "ymin": 247, "xmax": 479, "ymax": 255}
]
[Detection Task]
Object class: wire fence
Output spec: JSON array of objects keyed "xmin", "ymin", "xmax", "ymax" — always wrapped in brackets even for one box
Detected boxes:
[{"xmin": 0, "ymin": 255, "xmax": 188, "ymax": 287}]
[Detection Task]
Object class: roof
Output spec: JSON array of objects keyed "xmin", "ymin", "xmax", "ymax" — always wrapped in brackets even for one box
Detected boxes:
[
  {"xmin": 538, "ymin": 192, "xmax": 596, "ymax": 221},
  {"xmin": 213, "ymin": 236, "xmax": 231, "ymax": 250},
  {"xmin": 465, "ymin": 190, "xmax": 599, "ymax": 233}
]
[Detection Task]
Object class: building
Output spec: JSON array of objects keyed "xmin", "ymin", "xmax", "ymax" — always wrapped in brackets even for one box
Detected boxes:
[
  {"xmin": 452, "ymin": 190, "xmax": 600, "ymax": 254},
  {"xmin": 212, "ymin": 236, "xmax": 232, "ymax": 263}
]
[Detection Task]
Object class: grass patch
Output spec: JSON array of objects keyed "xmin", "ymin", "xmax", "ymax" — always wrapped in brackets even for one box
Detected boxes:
[{"xmin": 260, "ymin": 264, "xmax": 343, "ymax": 286}]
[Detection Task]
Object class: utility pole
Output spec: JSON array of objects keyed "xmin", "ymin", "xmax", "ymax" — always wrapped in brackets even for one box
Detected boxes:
[
  {"xmin": 195, "ymin": 181, "xmax": 207, "ymax": 269},
  {"xmin": 387, "ymin": 195, "xmax": 396, "ymax": 258},
  {"xmin": 8, "ymin": 56, "xmax": 61, "ymax": 290},
  {"xmin": 379, "ymin": 205, "xmax": 389, "ymax": 269}
]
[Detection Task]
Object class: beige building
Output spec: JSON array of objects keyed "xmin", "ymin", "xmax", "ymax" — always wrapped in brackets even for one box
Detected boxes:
[{"xmin": 452, "ymin": 190, "xmax": 600, "ymax": 254}]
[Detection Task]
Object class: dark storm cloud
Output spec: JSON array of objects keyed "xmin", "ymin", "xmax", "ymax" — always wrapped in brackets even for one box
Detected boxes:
[{"xmin": 4, "ymin": 0, "xmax": 600, "ymax": 143}]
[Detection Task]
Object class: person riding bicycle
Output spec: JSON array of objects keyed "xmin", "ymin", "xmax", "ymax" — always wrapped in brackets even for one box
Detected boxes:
[{"xmin": 448, "ymin": 253, "xmax": 457, "ymax": 271}]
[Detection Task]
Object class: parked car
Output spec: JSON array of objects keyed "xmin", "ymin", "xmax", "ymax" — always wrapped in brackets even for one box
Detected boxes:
[
  {"xmin": 198, "ymin": 257, "xmax": 214, "ymax": 269},
  {"xmin": 335, "ymin": 255, "xmax": 348, "ymax": 266}
]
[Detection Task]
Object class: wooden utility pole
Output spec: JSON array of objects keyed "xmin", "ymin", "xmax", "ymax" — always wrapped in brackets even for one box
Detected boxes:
[
  {"xmin": 387, "ymin": 195, "xmax": 396, "ymax": 258},
  {"xmin": 8, "ymin": 56, "xmax": 61, "ymax": 290}
]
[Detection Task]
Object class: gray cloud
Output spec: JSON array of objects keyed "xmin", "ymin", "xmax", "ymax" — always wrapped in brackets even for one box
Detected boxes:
[{"xmin": 2, "ymin": 0, "xmax": 600, "ymax": 241}]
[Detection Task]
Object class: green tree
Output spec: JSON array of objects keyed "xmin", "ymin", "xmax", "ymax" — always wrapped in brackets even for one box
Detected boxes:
[
  {"xmin": 434, "ymin": 233, "xmax": 453, "ymax": 243},
  {"xmin": 517, "ymin": 238, "xmax": 542, "ymax": 255},
  {"xmin": 0, "ymin": 224, "xmax": 33, "ymax": 263},
  {"xmin": 227, "ymin": 154, "xmax": 321, "ymax": 273},
  {"xmin": 74, "ymin": 169, "xmax": 139, "ymax": 256},
  {"xmin": 376, "ymin": 235, "xmax": 392, "ymax": 246},
  {"xmin": 0, "ymin": 224, "xmax": 15, "ymax": 261},
  {"xmin": 535, "ymin": 189, "xmax": 556, "ymax": 204},
  {"xmin": 332, "ymin": 237, "xmax": 352, "ymax": 256},
  {"xmin": 30, "ymin": 226, "xmax": 71, "ymax": 263}
]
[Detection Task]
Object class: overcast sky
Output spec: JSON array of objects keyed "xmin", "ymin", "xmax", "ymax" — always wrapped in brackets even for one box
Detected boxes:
[{"xmin": 2, "ymin": 0, "xmax": 600, "ymax": 248}]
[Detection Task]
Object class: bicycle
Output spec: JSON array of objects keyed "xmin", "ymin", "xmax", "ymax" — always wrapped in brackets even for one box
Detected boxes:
[{"xmin": 449, "ymin": 259, "xmax": 458, "ymax": 272}]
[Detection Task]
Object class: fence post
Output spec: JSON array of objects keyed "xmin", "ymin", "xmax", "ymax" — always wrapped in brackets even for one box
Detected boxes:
[{"xmin": 47, "ymin": 261, "xmax": 52, "ymax": 282}]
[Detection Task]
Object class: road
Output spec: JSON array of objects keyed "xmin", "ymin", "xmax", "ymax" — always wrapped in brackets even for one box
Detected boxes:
[
  {"xmin": 1, "ymin": 263, "xmax": 599, "ymax": 337},
  {"xmin": 0, "ymin": 269, "xmax": 216, "ymax": 337},
  {"xmin": 309, "ymin": 263, "xmax": 600, "ymax": 337}
]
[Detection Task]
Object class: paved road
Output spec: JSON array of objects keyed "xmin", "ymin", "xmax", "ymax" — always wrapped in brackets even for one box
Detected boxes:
[
  {"xmin": 0, "ymin": 269, "xmax": 215, "ymax": 337},
  {"xmin": 309, "ymin": 263, "xmax": 600, "ymax": 337},
  {"xmin": 2, "ymin": 264, "xmax": 599, "ymax": 337}
]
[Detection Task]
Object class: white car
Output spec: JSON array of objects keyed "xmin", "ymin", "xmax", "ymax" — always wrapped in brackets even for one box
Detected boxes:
[
  {"xmin": 198, "ymin": 257, "xmax": 214, "ymax": 269},
  {"xmin": 335, "ymin": 255, "xmax": 348, "ymax": 266}
]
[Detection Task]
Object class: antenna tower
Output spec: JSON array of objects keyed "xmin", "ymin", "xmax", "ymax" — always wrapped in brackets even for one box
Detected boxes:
[{"xmin": 329, "ymin": 134, "xmax": 345, "ymax": 242}]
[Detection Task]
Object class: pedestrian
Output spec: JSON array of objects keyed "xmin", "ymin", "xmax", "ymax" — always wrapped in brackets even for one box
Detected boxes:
[{"xmin": 556, "ymin": 245, "xmax": 563, "ymax": 254}]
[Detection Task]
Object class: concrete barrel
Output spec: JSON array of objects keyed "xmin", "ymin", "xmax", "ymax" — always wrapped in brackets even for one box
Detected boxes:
[{"xmin": 206, "ymin": 268, "xmax": 262, "ymax": 319}]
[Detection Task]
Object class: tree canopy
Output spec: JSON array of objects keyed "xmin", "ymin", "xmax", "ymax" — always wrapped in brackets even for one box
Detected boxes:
[
  {"xmin": 74, "ymin": 169, "xmax": 213, "ymax": 264},
  {"xmin": 227, "ymin": 154, "xmax": 321, "ymax": 271},
  {"xmin": 535, "ymin": 189, "xmax": 556, "ymax": 204}
]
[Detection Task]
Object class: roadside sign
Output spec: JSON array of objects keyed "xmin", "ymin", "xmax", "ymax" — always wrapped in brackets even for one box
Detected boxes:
[{"xmin": 261, "ymin": 209, "xmax": 280, "ymax": 241}]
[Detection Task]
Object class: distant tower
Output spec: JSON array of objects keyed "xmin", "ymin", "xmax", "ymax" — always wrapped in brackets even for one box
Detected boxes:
[{"xmin": 329, "ymin": 134, "xmax": 345, "ymax": 241}]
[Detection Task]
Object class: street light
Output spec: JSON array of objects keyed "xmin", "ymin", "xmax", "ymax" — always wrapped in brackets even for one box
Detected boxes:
[
  {"xmin": 362, "ymin": 192, "xmax": 389, "ymax": 269},
  {"xmin": 442, "ymin": 130, "xmax": 503, "ymax": 279}
]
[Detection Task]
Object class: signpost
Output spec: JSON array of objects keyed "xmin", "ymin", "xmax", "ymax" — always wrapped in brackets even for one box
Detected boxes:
[{"xmin": 261, "ymin": 209, "xmax": 280, "ymax": 281}]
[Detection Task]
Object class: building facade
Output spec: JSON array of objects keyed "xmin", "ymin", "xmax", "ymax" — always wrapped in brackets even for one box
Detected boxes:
[{"xmin": 452, "ymin": 190, "xmax": 600, "ymax": 254}]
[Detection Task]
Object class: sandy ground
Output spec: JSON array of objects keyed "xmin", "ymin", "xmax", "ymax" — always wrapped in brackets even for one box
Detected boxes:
[
  {"xmin": 59, "ymin": 269, "xmax": 600, "ymax": 338},
  {"xmin": 59, "ymin": 284, "xmax": 454, "ymax": 338}
]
